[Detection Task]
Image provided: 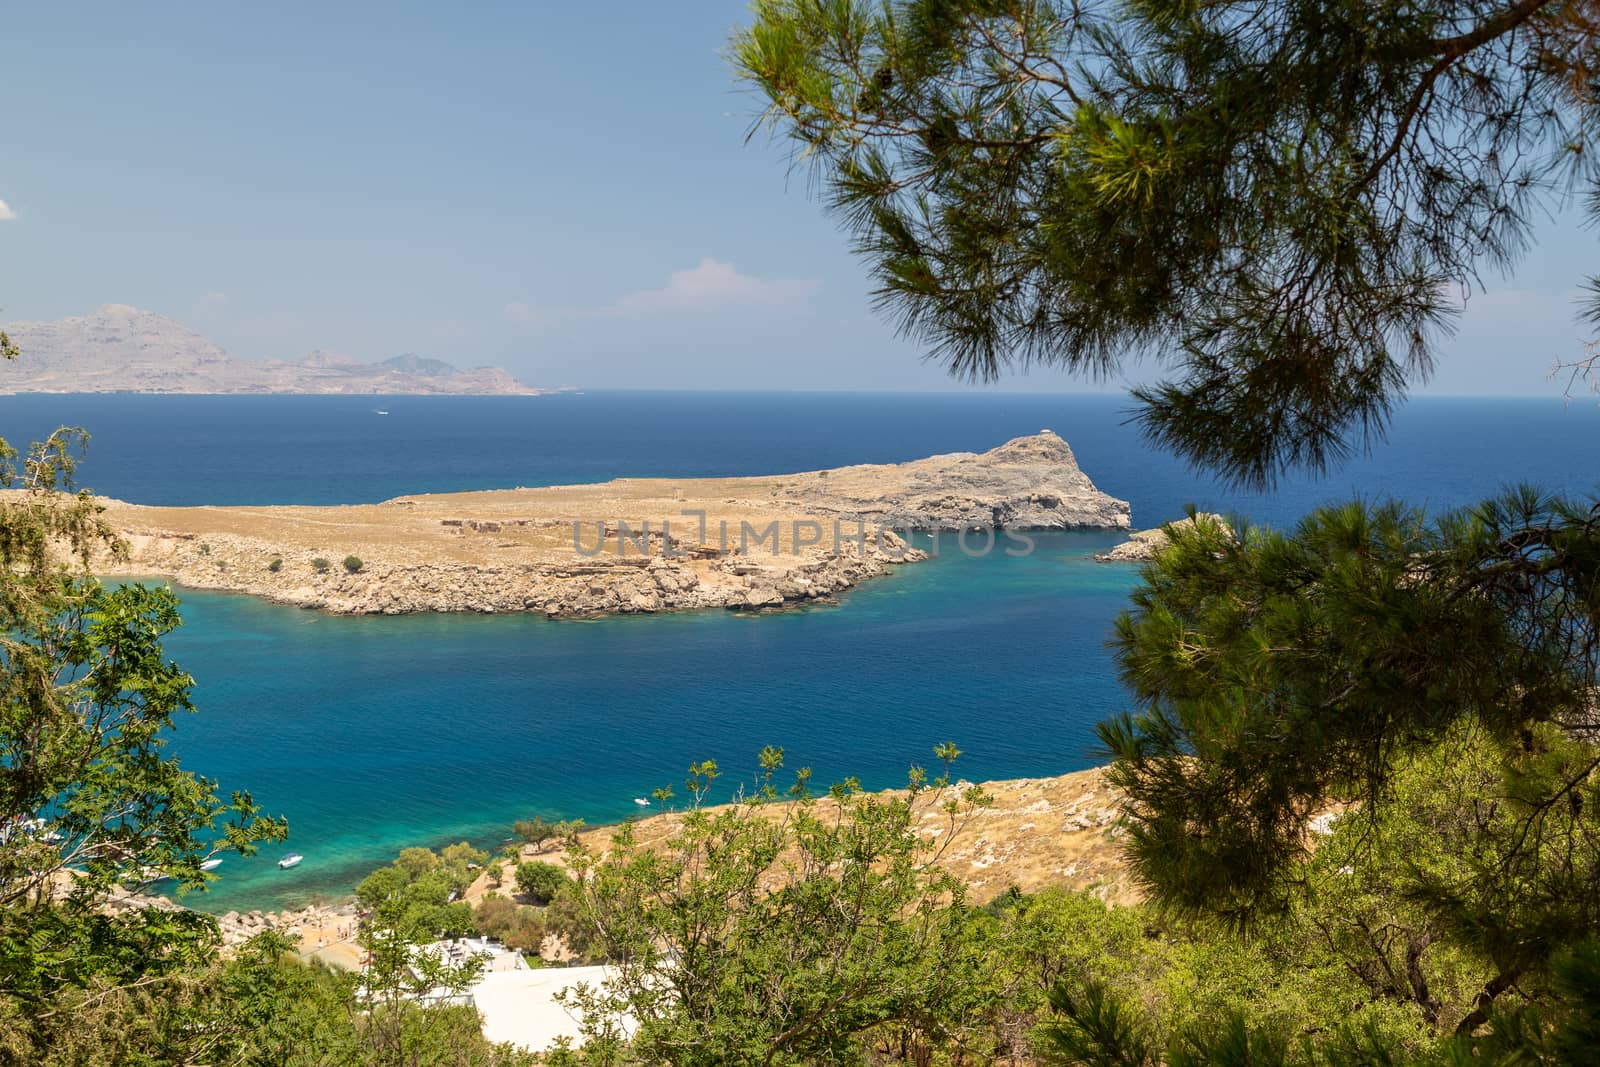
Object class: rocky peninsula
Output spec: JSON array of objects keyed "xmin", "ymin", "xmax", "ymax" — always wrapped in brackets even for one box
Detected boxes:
[{"xmin": 90, "ymin": 431, "xmax": 1129, "ymax": 617}]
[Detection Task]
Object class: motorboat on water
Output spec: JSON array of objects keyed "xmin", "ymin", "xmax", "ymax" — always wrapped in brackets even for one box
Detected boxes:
[
  {"xmin": 278, "ymin": 853, "xmax": 304, "ymax": 870},
  {"xmin": 128, "ymin": 865, "xmax": 171, "ymax": 888},
  {"xmin": 200, "ymin": 858, "xmax": 223, "ymax": 872}
]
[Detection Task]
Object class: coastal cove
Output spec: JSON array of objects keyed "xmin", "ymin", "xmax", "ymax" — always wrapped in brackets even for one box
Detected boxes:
[
  {"xmin": 138, "ymin": 530, "xmax": 1140, "ymax": 912},
  {"xmin": 5, "ymin": 391, "xmax": 1598, "ymax": 913}
]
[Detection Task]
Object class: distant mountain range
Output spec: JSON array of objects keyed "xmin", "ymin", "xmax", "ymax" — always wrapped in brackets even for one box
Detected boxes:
[{"xmin": 0, "ymin": 305, "xmax": 544, "ymax": 395}]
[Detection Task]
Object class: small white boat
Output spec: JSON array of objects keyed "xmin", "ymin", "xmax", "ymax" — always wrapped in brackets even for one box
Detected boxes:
[
  {"xmin": 129, "ymin": 865, "xmax": 170, "ymax": 887},
  {"xmin": 373, "ymin": 409, "xmax": 389, "ymax": 416},
  {"xmin": 278, "ymin": 853, "xmax": 304, "ymax": 870},
  {"xmin": 200, "ymin": 858, "xmax": 223, "ymax": 872},
  {"xmin": 633, "ymin": 797, "xmax": 650, "ymax": 807}
]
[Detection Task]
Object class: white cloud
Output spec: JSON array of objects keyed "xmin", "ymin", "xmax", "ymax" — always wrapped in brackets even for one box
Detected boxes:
[
  {"xmin": 0, "ymin": 199, "xmax": 16, "ymax": 221},
  {"xmin": 613, "ymin": 258, "xmax": 819, "ymax": 314},
  {"xmin": 505, "ymin": 259, "xmax": 819, "ymax": 332}
]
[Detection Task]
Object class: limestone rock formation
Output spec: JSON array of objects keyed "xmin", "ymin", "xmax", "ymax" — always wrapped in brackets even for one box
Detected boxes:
[
  {"xmin": 780, "ymin": 429, "xmax": 1130, "ymax": 530},
  {"xmin": 1093, "ymin": 513, "xmax": 1230, "ymax": 563}
]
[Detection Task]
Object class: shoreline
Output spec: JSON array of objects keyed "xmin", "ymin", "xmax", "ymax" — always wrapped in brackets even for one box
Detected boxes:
[
  {"xmin": 86, "ymin": 431, "xmax": 1131, "ymax": 618},
  {"xmin": 171, "ymin": 765, "xmax": 1134, "ymax": 961}
]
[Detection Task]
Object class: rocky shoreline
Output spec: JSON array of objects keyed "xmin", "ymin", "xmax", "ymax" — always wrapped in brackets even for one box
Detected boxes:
[
  {"xmin": 106, "ymin": 529, "xmax": 927, "ymax": 617},
  {"xmin": 104, "ymin": 884, "xmax": 363, "ymax": 963},
  {"xmin": 117, "ymin": 766, "xmax": 1136, "ymax": 968},
  {"xmin": 90, "ymin": 431, "xmax": 1131, "ymax": 617},
  {"xmin": 1093, "ymin": 512, "xmax": 1228, "ymax": 563}
]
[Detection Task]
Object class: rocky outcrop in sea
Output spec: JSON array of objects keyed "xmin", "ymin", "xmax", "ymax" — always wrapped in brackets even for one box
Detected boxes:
[{"xmin": 1093, "ymin": 513, "xmax": 1229, "ymax": 563}]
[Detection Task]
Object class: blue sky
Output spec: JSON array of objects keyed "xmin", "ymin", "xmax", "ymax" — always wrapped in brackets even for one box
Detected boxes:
[{"xmin": 1, "ymin": 2, "xmax": 1595, "ymax": 395}]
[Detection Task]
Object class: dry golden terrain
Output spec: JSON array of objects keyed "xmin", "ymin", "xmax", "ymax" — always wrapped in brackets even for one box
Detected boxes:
[
  {"xmin": 470, "ymin": 766, "xmax": 1138, "ymax": 913},
  {"xmin": 88, "ymin": 431, "xmax": 1130, "ymax": 616}
]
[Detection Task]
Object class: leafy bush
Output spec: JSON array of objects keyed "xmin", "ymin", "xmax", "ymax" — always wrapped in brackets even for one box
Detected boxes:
[
  {"xmin": 513, "ymin": 816, "xmax": 556, "ymax": 853},
  {"xmin": 554, "ymin": 748, "xmax": 996, "ymax": 1059},
  {"xmin": 472, "ymin": 893, "xmax": 548, "ymax": 955},
  {"xmin": 353, "ymin": 843, "xmax": 487, "ymax": 941},
  {"xmin": 543, "ymin": 884, "xmax": 605, "ymax": 964},
  {"xmin": 311, "ymin": 558, "xmax": 331, "ymax": 573},
  {"xmin": 266, "ymin": 556, "xmax": 282, "ymax": 572},
  {"xmin": 342, "ymin": 555, "xmax": 363, "ymax": 573},
  {"xmin": 555, "ymin": 818, "xmax": 585, "ymax": 850},
  {"xmin": 514, "ymin": 861, "xmax": 568, "ymax": 905}
]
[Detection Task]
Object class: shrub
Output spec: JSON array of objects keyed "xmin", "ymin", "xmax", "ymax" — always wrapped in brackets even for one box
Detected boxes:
[
  {"xmin": 473, "ymin": 893, "xmax": 548, "ymax": 955},
  {"xmin": 311, "ymin": 558, "xmax": 331, "ymax": 573},
  {"xmin": 198, "ymin": 542, "xmax": 211, "ymax": 556},
  {"xmin": 513, "ymin": 817, "xmax": 556, "ymax": 853},
  {"xmin": 266, "ymin": 557, "xmax": 282, "ymax": 572},
  {"xmin": 555, "ymin": 818, "xmax": 585, "ymax": 850},
  {"xmin": 342, "ymin": 555, "xmax": 363, "ymax": 574},
  {"xmin": 543, "ymin": 884, "xmax": 605, "ymax": 963},
  {"xmin": 515, "ymin": 861, "xmax": 568, "ymax": 905}
]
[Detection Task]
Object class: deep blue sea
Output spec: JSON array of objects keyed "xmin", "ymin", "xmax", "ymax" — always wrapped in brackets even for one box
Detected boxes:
[{"xmin": 2, "ymin": 391, "xmax": 1596, "ymax": 912}]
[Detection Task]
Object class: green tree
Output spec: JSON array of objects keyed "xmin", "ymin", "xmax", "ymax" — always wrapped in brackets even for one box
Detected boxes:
[
  {"xmin": 552, "ymin": 747, "xmax": 997, "ymax": 1067},
  {"xmin": 1075, "ymin": 495, "xmax": 1600, "ymax": 1057},
  {"xmin": 343, "ymin": 555, "xmax": 364, "ymax": 574},
  {"xmin": 736, "ymin": 8, "xmax": 1600, "ymax": 1052},
  {"xmin": 513, "ymin": 861, "xmax": 568, "ymax": 905},
  {"xmin": 472, "ymin": 894, "xmax": 548, "ymax": 955},
  {"xmin": 311, "ymin": 557, "xmax": 332, "ymax": 573},
  {"xmin": 355, "ymin": 844, "xmax": 483, "ymax": 942},
  {"xmin": 0, "ymin": 341, "xmax": 287, "ymax": 1056},
  {"xmin": 734, "ymin": 0, "xmax": 1600, "ymax": 486},
  {"xmin": 513, "ymin": 816, "xmax": 557, "ymax": 853}
]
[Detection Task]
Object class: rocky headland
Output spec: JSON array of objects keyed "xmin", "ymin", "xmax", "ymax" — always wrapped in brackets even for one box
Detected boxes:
[
  {"xmin": 1093, "ymin": 512, "xmax": 1229, "ymax": 563},
  {"xmin": 0, "ymin": 304, "xmax": 545, "ymax": 395},
  {"xmin": 90, "ymin": 431, "xmax": 1130, "ymax": 617}
]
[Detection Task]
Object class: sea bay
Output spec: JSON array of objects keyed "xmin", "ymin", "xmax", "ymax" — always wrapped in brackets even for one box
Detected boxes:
[{"xmin": 4, "ymin": 391, "xmax": 1597, "ymax": 911}]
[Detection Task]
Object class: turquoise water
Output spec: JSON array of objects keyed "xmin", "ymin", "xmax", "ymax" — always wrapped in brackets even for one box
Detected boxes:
[
  {"xmin": 154, "ymin": 530, "xmax": 1138, "ymax": 912},
  {"xmin": 2, "ymin": 392, "xmax": 1594, "ymax": 911}
]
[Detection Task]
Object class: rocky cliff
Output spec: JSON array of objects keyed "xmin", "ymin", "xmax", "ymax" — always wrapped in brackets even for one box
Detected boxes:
[
  {"xmin": 778, "ymin": 429, "xmax": 1130, "ymax": 530},
  {"xmin": 0, "ymin": 304, "xmax": 542, "ymax": 395}
]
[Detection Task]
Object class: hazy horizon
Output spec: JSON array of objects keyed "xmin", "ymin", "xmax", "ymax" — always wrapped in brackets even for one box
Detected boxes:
[{"xmin": 3, "ymin": 3, "xmax": 1596, "ymax": 398}]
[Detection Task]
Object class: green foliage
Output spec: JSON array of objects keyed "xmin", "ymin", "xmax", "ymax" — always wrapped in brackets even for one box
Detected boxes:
[
  {"xmin": 200, "ymin": 929, "xmax": 537, "ymax": 1066},
  {"xmin": 733, "ymin": 0, "xmax": 1597, "ymax": 486},
  {"xmin": 512, "ymin": 816, "xmax": 556, "ymax": 852},
  {"xmin": 1097, "ymin": 492, "xmax": 1600, "ymax": 1049},
  {"xmin": 542, "ymin": 884, "xmax": 605, "ymax": 964},
  {"xmin": 266, "ymin": 556, "xmax": 283, "ymax": 572},
  {"xmin": 311, "ymin": 557, "xmax": 331, "ymax": 573},
  {"xmin": 343, "ymin": 555, "xmax": 363, "ymax": 574},
  {"xmin": 514, "ymin": 861, "xmax": 567, "ymax": 905},
  {"xmin": 0, "ymin": 417, "xmax": 287, "ymax": 1051},
  {"xmin": 552, "ymin": 747, "xmax": 997, "ymax": 1066},
  {"xmin": 355, "ymin": 844, "xmax": 485, "ymax": 942},
  {"xmin": 554, "ymin": 818, "xmax": 585, "ymax": 850},
  {"xmin": 472, "ymin": 893, "xmax": 547, "ymax": 955}
]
